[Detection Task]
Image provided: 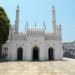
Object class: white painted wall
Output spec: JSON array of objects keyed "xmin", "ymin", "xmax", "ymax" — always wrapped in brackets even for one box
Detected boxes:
[{"xmin": 2, "ymin": 28, "xmax": 63, "ymax": 61}]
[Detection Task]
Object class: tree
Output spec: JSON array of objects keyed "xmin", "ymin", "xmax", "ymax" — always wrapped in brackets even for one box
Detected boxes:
[{"xmin": 0, "ymin": 7, "xmax": 10, "ymax": 56}]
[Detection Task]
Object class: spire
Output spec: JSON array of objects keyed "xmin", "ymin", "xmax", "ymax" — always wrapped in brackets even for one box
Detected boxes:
[
  {"xmin": 13, "ymin": 25, "xmax": 15, "ymax": 31},
  {"xmin": 52, "ymin": 6, "xmax": 57, "ymax": 32},
  {"xmin": 35, "ymin": 20, "xmax": 36, "ymax": 27},
  {"xmin": 59, "ymin": 24, "xmax": 62, "ymax": 31},
  {"xmin": 57, "ymin": 25, "xmax": 59, "ymax": 31},
  {"xmin": 43, "ymin": 21, "xmax": 46, "ymax": 30},
  {"xmin": 25, "ymin": 20, "xmax": 28, "ymax": 31},
  {"xmin": 59, "ymin": 24, "xmax": 62, "ymax": 40},
  {"xmin": 26, "ymin": 20, "xmax": 28, "ymax": 30},
  {"xmin": 15, "ymin": 5, "xmax": 19, "ymax": 32}
]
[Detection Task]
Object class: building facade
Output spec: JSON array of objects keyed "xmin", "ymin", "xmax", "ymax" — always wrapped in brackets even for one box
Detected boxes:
[
  {"xmin": 2, "ymin": 6, "xmax": 63, "ymax": 61},
  {"xmin": 63, "ymin": 41, "xmax": 75, "ymax": 58}
]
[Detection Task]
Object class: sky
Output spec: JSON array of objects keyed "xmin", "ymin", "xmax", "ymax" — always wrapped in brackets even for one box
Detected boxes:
[{"xmin": 0, "ymin": 0, "xmax": 75, "ymax": 42}]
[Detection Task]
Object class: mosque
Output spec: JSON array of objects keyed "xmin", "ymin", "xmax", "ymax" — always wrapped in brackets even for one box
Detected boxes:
[{"xmin": 2, "ymin": 6, "xmax": 63, "ymax": 61}]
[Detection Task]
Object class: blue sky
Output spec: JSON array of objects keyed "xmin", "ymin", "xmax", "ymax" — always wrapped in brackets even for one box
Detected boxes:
[{"xmin": 0, "ymin": 0, "xmax": 75, "ymax": 42}]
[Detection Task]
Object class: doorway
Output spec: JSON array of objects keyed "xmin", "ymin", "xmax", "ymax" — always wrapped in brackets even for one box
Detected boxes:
[
  {"xmin": 17, "ymin": 47, "xmax": 23, "ymax": 60},
  {"xmin": 48, "ymin": 47, "xmax": 54, "ymax": 60},
  {"xmin": 33, "ymin": 47, "xmax": 39, "ymax": 61}
]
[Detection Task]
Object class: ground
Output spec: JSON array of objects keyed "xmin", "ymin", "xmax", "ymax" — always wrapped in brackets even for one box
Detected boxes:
[{"xmin": 0, "ymin": 58, "xmax": 75, "ymax": 75}]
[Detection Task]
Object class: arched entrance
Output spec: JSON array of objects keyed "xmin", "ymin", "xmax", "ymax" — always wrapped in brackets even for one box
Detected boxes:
[
  {"xmin": 32, "ymin": 47, "xmax": 39, "ymax": 61},
  {"xmin": 48, "ymin": 47, "xmax": 54, "ymax": 60},
  {"xmin": 17, "ymin": 47, "xmax": 23, "ymax": 60}
]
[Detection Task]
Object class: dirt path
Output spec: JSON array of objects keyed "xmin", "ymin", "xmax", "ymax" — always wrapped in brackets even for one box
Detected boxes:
[{"xmin": 0, "ymin": 58, "xmax": 75, "ymax": 75}]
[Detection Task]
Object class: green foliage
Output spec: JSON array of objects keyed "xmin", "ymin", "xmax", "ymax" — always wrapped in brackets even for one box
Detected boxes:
[{"xmin": 0, "ymin": 6, "xmax": 10, "ymax": 45}]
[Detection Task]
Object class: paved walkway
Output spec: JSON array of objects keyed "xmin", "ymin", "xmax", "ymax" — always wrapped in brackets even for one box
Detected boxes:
[{"xmin": 0, "ymin": 58, "xmax": 75, "ymax": 75}]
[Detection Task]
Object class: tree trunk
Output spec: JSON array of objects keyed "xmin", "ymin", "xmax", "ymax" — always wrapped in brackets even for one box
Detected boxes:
[{"xmin": 0, "ymin": 44, "xmax": 2, "ymax": 57}]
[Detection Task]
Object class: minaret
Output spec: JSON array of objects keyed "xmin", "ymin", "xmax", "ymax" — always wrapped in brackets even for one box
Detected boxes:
[
  {"xmin": 15, "ymin": 5, "xmax": 19, "ymax": 32},
  {"xmin": 52, "ymin": 6, "xmax": 57, "ymax": 32}
]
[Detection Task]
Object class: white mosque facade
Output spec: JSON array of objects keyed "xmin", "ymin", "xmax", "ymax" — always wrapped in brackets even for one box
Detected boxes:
[{"xmin": 2, "ymin": 6, "xmax": 63, "ymax": 61}]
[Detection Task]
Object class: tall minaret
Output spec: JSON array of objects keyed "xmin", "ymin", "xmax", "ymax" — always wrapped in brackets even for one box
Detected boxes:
[
  {"xmin": 15, "ymin": 5, "xmax": 19, "ymax": 32},
  {"xmin": 52, "ymin": 6, "xmax": 57, "ymax": 32}
]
